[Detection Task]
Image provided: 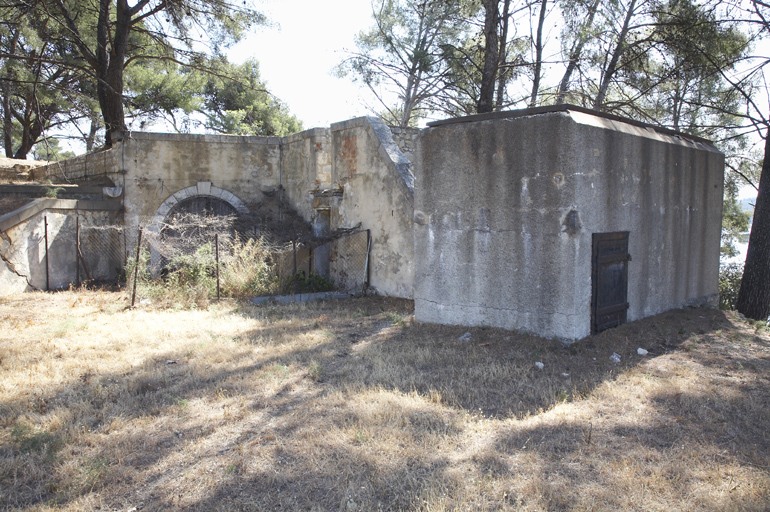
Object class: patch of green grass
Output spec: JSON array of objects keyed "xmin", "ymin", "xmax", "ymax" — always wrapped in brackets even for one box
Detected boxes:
[
  {"xmin": 385, "ymin": 312, "xmax": 406, "ymax": 327},
  {"xmin": 49, "ymin": 316, "xmax": 88, "ymax": 337},
  {"xmin": 308, "ymin": 361, "xmax": 325, "ymax": 382},
  {"xmin": 81, "ymin": 456, "xmax": 108, "ymax": 490},
  {"xmin": 11, "ymin": 423, "xmax": 63, "ymax": 460}
]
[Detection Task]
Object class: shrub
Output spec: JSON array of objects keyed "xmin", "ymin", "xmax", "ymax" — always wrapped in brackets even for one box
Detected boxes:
[
  {"xmin": 127, "ymin": 236, "xmax": 295, "ymax": 307},
  {"xmin": 219, "ymin": 237, "xmax": 276, "ymax": 298},
  {"xmin": 719, "ymin": 263, "xmax": 743, "ymax": 310}
]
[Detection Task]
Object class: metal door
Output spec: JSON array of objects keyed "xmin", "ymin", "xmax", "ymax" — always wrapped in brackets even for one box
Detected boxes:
[{"xmin": 591, "ymin": 232, "xmax": 630, "ymax": 334}]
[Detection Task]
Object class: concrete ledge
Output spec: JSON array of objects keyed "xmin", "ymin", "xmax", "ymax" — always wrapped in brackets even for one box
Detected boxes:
[
  {"xmin": 113, "ymin": 130, "xmax": 282, "ymax": 145},
  {"xmin": 252, "ymin": 291, "xmax": 352, "ymax": 304},
  {"xmin": 427, "ymin": 104, "xmax": 718, "ymax": 147},
  {"xmin": 0, "ymin": 198, "xmax": 121, "ymax": 231},
  {"xmin": 330, "ymin": 117, "xmax": 373, "ymax": 132},
  {"xmin": 282, "ymin": 127, "xmax": 330, "ymax": 144}
]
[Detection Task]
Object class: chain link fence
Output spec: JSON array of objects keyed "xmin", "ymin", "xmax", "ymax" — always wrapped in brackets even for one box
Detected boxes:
[
  {"xmin": 26, "ymin": 212, "xmax": 125, "ymax": 291},
  {"xmin": 120, "ymin": 213, "xmax": 371, "ymax": 307},
  {"xmin": 77, "ymin": 219, "xmax": 126, "ymax": 286}
]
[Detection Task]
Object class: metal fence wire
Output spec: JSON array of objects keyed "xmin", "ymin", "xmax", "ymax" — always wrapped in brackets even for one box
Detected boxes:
[
  {"xmin": 77, "ymin": 218, "xmax": 126, "ymax": 286},
  {"xmin": 124, "ymin": 213, "xmax": 371, "ymax": 306}
]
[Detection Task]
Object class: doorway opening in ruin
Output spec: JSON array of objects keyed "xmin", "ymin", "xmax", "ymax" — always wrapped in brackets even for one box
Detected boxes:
[
  {"xmin": 591, "ymin": 231, "xmax": 630, "ymax": 334},
  {"xmin": 154, "ymin": 195, "xmax": 240, "ymax": 266}
]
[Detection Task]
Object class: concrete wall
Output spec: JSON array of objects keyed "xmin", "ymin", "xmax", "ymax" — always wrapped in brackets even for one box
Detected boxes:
[
  {"xmin": 414, "ymin": 109, "xmax": 724, "ymax": 340},
  {"xmin": 0, "ymin": 199, "xmax": 122, "ymax": 295},
  {"xmin": 331, "ymin": 117, "xmax": 414, "ymax": 298},
  {"xmin": 115, "ymin": 132, "xmax": 282, "ymax": 232},
  {"xmin": 281, "ymin": 128, "xmax": 333, "ymax": 223},
  {"xmin": 107, "ymin": 119, "xmax": 415, "ymax": 299},
  {"xmin": 1, "ymin": 118, "xmax": 416, "ymax": 299},
  {"xmin": 0, "ymin": 157, "xmax": 49, "ymax": 183}
]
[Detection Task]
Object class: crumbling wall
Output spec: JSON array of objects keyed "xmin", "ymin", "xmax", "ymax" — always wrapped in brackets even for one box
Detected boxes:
[
  {"xmin": 281, "ymin": 128, "xmax": 332, "ymax": 223},
  {"xmin": 389, "ymin": 126, "xmax": 420, "ymax": 163},
  {"xmin": 4, "ymin": 118, "xmax": 415, "ymax": 299},
  {"xmin": 0, "ymin": 199, "xmax": 122, "ymax": 296},
  {"xmin": 114, "ymin": 132, "xmax": 281, "ymax": 246},
  {"xmin": 331, "ymin": 117, "xmax": 414, "ymax": 298},
  {"xmin": 0, "ymin": 157, "xmax": 49, "ymax": 183}
]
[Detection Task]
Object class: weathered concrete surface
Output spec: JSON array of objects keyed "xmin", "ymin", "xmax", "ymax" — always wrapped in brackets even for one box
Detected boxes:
[
  {"xmin": 108, "ymin": 120, "xmax": 414, "ymax": 299},
  {"xmin": 331, "ymin": 117, "xmax": 414, "ymax": 298},
  {"xmin": 31, "ymin": 149, "xmax": 117, "ymax": 184},
  {"xmin": 282, "ymin": 128, "xmax": 333, "ymax": 222},
  {"xmin": 0, "ymin": 199, "xmax": 122, "ymax": 295},
  {"xmin": 115, "ymin": 132, "xmax": 280, "ymax": 232},
  {"xmin": 252, "ymin": 291, "xmax": 351, "ymax": 304},
  {"xmin": 414, "ymin": 109, "xmax": 724, "ymax": 340},
  {"xmin": 0, "ymin": 119, "xmax": 416, "ymax": 299}
]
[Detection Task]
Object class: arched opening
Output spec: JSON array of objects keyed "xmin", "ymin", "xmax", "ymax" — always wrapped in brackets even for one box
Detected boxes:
[{"xmin": 159, "ymin": 195, "xmax": 239, "ymax": 258}]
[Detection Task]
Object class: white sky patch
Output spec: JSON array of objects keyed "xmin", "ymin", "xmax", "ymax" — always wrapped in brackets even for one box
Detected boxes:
[{"xmin": 229, "ymin": 0, "xmax": 377, "ymax": 129}]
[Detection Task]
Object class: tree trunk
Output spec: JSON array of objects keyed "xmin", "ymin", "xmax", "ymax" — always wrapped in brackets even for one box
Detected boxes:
[
  {"xmin": 594, "ymin": 0, "xmax": 636, "ymax": 110},
  {"xmin": 529, "ymin": 0, "xmax": 548, "ymax": 108},
  {"xmin": 2, "ymin": 30, "xmax": 19, "ymax": 158},
  {"xmin": 556, "ymin": 0, "xmax": 601, "ymax": 104},
  {"xmin": 737, "ymin": 124, "xmax": 770, "ymax": 320},
  {"xmin": 2, "ymin": 84, "xmax": 13, "ymax": 158},
  {"xmin": 86, "ymin": 114, "xmax": 100, "ymax": 152},
  {"xmin": 478, "ymin": 0, "xmax": 499, "ymax": 114},
  {"xmin": 96, "ymin": 0, "xmax": 130, "ymax": 147},
  {"xmin": 495, "ymin": 0, "xmax": 511, "ymax": 110}
]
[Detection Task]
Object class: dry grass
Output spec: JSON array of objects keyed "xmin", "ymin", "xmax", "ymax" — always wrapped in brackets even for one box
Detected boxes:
[{"xmin": 1, "ymin": 291, "xmax": 769, "ymax": 511}]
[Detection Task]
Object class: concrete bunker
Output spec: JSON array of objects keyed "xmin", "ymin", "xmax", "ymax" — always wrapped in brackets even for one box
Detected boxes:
[
  {"xmin": 414, "ymin": 105, "xmax": 724, "ymax": 341},
  {"xmin": 2, "ymin": 107, "xmax": 725, "ymax": 342}
]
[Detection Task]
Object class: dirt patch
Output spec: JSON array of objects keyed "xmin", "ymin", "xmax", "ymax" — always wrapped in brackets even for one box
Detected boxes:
[{"xmin": 0, "ymin": 292, "xmax": 768, "ymax": 511}]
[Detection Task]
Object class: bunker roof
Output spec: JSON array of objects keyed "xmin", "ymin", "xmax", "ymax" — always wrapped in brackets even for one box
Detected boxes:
[{"xmin": 426, "ymin": 104, "xmax": 715, "ymax": 146}]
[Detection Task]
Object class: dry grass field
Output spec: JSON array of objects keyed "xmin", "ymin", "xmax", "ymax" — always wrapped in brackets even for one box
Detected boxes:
[{"xmin": 1, "ymin": 290, "xmax": 769, "ymax": 511}]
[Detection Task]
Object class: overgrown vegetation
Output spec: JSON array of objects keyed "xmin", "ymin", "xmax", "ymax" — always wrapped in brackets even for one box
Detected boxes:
[
  {"xmin": 126, "ymin": 236, "xmax": 335, "ymax": 309},
  {"xmin": 719, "ymin": 263, "xmax": 744, "ymax": 311},
  {"xmin": 1, "ymin": 291, "xmax": 769, "ymax": 510}
]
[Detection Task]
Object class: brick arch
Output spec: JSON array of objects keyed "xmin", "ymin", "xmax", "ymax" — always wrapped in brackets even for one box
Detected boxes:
[{"xmin": 147, "ymin": 181, "xmax": 249, "ymax": 233}]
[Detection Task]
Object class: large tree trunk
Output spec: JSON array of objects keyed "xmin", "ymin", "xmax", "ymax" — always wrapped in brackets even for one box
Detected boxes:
[
  {"xmin": 529, "ymin": 0, "xmax": 548, "ymax": 108},
  {"xmin": 86, "ymin": 114, "xmax": 100, "ymax": 152},
  {"xmin": 2, "ymin": 30, "xmax": 19, "ymax": 158},
  {"xmin": 495, "ymin": 0, "xmax": 511, "ymax": 110},
  {"xmin": 478, "ymin": 0, "xmax": 499, "ymax": 114},
  {"xmin": 2, "ymin": 84, "xmax": 13, "ymax": 158},
  {"xmin": 96, "ymin": 0, "xmax": 130, "ymax": 147},
  {"xmin": 737, "ymin": 124, "xmax": 770, "ymax": 320}
]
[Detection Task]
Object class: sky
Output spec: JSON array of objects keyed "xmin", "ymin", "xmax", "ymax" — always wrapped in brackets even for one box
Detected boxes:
[
  {"xmin": 54, "ymin": 0, "xmax": 760, "ymax": 203},
  {"xmin": 228, "ymin": 0, "xmax": 378, "ymax": 129}
]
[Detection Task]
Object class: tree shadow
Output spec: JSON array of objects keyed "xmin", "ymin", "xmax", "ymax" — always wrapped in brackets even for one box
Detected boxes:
[{"xmin": 2, "ymin": 298, "xmax": 768, "ymax": 511}]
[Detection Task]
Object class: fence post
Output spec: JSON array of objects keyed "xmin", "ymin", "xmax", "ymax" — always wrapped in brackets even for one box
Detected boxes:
[
  {"xmin": 131, "ymin": 227, "xmax": 143, "ymax": 307},
  {"xmin": 215, "ymin": 233, "xmax": 220, "ymax": 301},
  {"xmin": 44, "ymin": 216, "xmax": 50, "ymax": 291},
  {"xmin": 292, "ymin": 238, "xmax": 297, "ymax": 295},
  {"xmin": 76, "ymin": 216, "xmax": 80, "ymax": 288},
  {"xmin": 362, "ymin": 229, "xmax": 371, "ymax": 295}
]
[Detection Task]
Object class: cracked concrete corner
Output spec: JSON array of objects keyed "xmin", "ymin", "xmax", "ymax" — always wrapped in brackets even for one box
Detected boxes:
[{"xmin": 0, "ymin": 245, "xmax": 36, "ymax": 291}]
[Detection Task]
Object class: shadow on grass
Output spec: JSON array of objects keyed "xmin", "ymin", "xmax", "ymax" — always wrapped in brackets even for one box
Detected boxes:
[{"xmin": 2, "ymin": 297, "xmax": 769, "ymax": 511}]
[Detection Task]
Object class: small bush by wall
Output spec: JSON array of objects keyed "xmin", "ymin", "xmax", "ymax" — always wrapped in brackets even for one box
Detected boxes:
[{"xmin": 719, "ymin": 263, "xmax": 743, "ymax": 310}]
